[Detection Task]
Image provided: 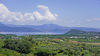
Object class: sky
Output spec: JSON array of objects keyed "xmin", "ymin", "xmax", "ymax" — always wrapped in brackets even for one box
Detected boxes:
[{"xmin": 0, "ymin": 0, "xmax": 100, "ymax": 28}]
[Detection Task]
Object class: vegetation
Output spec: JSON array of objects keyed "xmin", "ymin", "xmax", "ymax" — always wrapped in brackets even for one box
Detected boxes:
[
  {"xmin": 3, "ymin": 40, "xmax": 32, "ymax": 54},
  {"xmin": 0, "ymin": 30, "xmax": 100, "ymax": 56},
  {"xmin": 0, "ymin": 34, "xmax": 100, "ymax": 56}
]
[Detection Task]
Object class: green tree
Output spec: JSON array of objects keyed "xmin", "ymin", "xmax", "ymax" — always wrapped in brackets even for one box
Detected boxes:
[{"xmin": 3, "ymin": 40, "xmax": 32, "ymax": 54}]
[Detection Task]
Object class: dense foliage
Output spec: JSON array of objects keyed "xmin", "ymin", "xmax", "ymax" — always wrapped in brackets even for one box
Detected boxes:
[
  {"xmin": 3, "ymin": 40, "xmax": 32, "ymax": 54},
  {"xmin": 0, "ymin": 34, "xmax": 100, "ymax": 56}
]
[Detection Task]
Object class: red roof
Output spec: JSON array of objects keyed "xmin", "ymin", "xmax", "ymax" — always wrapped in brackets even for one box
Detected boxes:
[{"xmin": 53, "ymin": 38, "xmax": 61, "ymax": 40}]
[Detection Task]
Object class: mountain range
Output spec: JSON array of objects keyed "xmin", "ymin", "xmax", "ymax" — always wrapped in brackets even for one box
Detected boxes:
[{"xmin": 0, "ymin": 23, "xmax": 100, "ymax": 34}]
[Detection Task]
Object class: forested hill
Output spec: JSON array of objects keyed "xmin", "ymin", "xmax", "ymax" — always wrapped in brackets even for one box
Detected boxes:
[{"xmin": 66, "ymin": 29, "xmax": 100, "ymax": 36}]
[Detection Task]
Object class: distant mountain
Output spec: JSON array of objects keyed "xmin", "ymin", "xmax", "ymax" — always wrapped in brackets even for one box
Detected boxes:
[
  {"xmin": 1, "ymin": 23, "xmax": 100, "ymax": 34},
  {"xmin": 6, "ymin": 24, "xmax": 68, "ymax": 33},
  {"xmin": 28, "ymin": 24, "xmax": 68, "ymax": 33},
  {"xmin": 0, "ymin": 23, "xmax": 41, "ymax": 32},
  {"xmin": 66, "ymin": 29, "xmax": 100, "ymax": 35}
]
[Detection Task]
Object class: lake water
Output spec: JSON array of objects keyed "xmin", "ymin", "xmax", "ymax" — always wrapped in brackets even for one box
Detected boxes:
[{"xmin": 0, "ymin": 32, "xmax": 64, "ymax": 35}]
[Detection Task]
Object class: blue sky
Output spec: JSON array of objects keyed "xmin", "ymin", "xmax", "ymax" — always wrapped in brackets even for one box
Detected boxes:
[{"xmin": 0, "ymin": 0, "xmax": 100, "ymax": 28}]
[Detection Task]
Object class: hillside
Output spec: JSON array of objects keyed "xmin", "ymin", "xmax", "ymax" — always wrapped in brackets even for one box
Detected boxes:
[{"xmin": 66, "ymin": 29, "xmax": 100, "ymax": 36}]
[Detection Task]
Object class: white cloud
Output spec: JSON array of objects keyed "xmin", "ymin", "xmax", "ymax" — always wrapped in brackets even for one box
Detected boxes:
[
  {"xmin": 87, "ymin": 18, "xmax": 100, "ymax": 22},
  {"xmin": 33, "ymin": 5, "xmax": 57, "ymax": 21},
  {"xmin": 0, "ymin": 3, "xmax": 34, "ymax": 23},
  {"xmin": 0, "ymin": 4, "xmax": 58, "ymax": 24}
]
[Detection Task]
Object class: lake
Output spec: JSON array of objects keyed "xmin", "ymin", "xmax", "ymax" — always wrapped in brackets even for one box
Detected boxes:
[{"xmin": 0, "ymin": 32, "xmax": 64, "ymax": 35}]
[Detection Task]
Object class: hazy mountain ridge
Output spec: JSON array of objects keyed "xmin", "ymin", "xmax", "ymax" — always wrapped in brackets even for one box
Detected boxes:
[
  {"xmin": 0, "ymin": 23, "xmax": 41, "ymax": 32},
  {"xmin": 0, "ymin": 23, "xmax": 100, "ymax": 33}
]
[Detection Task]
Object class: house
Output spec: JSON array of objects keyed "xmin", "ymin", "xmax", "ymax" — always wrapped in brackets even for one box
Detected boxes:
[
  {"xmin": 69, "ymin": 40, "xmax": 79, "ymax": 43},
  {"xmin": 53, "ymin": 38, "xmax": 63, "ymax": 42},
  {"xmin": 0, "ymin": 37, "xmax": 3, "ymax": 39},
  {"xmin": 53, "ymin": 38, "xmax": 61, "ymax": 40}
]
